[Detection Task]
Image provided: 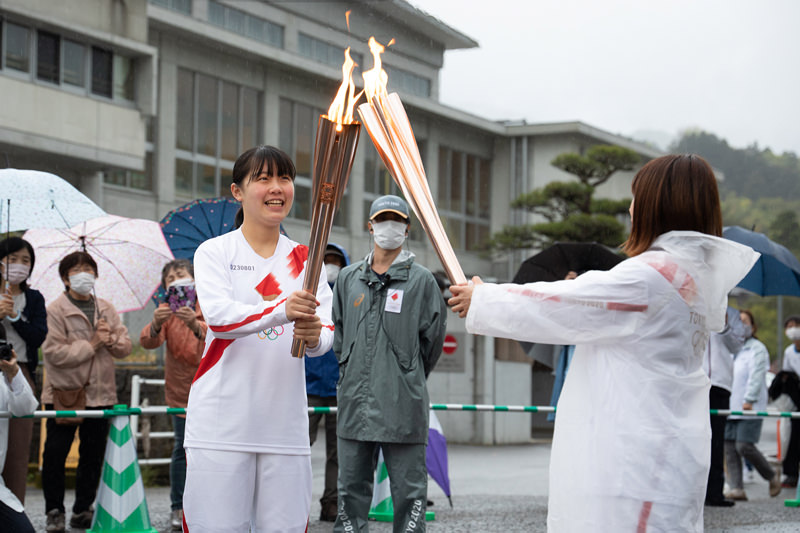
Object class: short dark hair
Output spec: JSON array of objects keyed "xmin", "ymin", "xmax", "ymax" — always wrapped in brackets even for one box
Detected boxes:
[
  {"xmin": 0, "ymin": 237, "xmax": 36, "ymax": 290},
  {"xmin": 622, "ymin": 154, "xmax": 722, "ymax": 257},
  {"xmin": 161, "ymin": 259, "xmax": 194, "ymax": 289},
  {"xmin": 58, "ymin": 251, "xmax": 98, "ymax": 283},
  {"xmin": 784, "ymin": 315, "xmax": 800, "ymax": 328}
]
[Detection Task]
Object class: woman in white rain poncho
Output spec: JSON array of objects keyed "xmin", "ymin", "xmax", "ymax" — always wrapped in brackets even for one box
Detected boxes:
[{"xmin": 450, "ymin": 154, "xmax": 759, "ymax": 532}]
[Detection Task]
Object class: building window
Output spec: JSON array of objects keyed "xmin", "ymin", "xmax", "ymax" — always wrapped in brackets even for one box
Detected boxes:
[
  {"xmin": 208, "ymin": 1, "xmax": 283, "ymax": 48},
  {"xmin": 105, "ymin": 152, "xmax": 154, "ymax": 191},
  {"xmin": 36, "ymin": 31, "xmax": 60, "ymax": 83},
  {"xmin": 175, "ymin": 68, "xmax": 262, "ymax": 198},
  {"xmin": 4, "ymin": 22, "xmax": 30, "ymax": 72},
  {"xmin": 62, "ymin": 40, "xmax": 86, "ymax": 87},
  {"xmin": 0, "ymin": 20, "xmax": 134, "ymax": 102},
  {"xmin": 385, "ymin": 65, "xmax": 431, "ymax": 98},
  {"xmin": 149, "ymin": 0, "xmax": 192, "ymax": 15},
  {"xmin": 91, "ymin": 46, "xmax": 112, "ymax": 97},
  {"xmin": 298, "ymin": 33, "xmax": 363, "ymax": 76},
  {"xmin": 438, "ymin": 146, "xmax": 491, "ymax": 251}
]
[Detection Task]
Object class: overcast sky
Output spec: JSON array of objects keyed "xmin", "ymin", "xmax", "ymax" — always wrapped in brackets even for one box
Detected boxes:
[{"xmin": 411, "ymin": 0, "xmax": 800, "ymax": 155}]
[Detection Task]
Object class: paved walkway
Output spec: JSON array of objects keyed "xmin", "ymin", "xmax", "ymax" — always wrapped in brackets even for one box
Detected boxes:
[{"xmin": 23, "ymin": 422, "xmax": 800, "ymax": 531}]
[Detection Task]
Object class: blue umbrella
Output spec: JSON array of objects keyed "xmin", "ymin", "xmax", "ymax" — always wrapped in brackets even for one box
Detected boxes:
[
  {"xmin": 160, "ymin": 197, "xmax": 241, "ymax": 261},
  {"xmin": 722, "ymin": 226, "xmax": 800, "ymax": 297}
]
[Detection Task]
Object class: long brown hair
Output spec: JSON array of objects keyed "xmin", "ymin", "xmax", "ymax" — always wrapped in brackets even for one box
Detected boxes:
[{"xmin": 622, "ymin": 154, "xmax": 722, "ymax": 256}]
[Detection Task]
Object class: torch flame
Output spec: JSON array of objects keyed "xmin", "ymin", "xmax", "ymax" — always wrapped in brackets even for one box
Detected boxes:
[
  {"xmin": 345, "ymin": 10, "xmax": 351, "ymax": 32},
  {"xmin": 326, "ymin": 47, "xmax": 363, "ymax": 127},
  {"xmin": 362, "ymin": 37, "xmax": 390, "ymax": 106}
]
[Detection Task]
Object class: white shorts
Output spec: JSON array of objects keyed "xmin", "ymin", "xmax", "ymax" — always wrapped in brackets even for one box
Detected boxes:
[{"xmin": 183, "ymin": 448, "xmax": 312, "ymax": 533}]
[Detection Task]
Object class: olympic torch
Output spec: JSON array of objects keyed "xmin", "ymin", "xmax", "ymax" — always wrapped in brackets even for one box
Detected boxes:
[
  {"xmin": 291, "ymin": 49, "xmax": 362, "ymax": 358},
  {"xmin": 357, "ymin": 38, "xmax": 467, "ymax": 285}
]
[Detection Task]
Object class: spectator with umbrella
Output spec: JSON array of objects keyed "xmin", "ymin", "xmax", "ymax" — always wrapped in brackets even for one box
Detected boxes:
[
  {"xmin": 40, "ymin": 251, "xmax": 132, "ymax": 532},
  {"xmin": 0, "ymin": 237, "xmax": 47, "ymax": 507}
]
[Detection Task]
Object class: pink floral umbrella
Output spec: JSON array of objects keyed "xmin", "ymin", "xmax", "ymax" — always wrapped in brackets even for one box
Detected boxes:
[{"xmin": 23, "ymin": 215, "xmax": 174, "ymax": 313}]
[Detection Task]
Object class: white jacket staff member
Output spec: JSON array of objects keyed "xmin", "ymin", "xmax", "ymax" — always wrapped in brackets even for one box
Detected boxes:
[{"xmin": 450, "ymin": 154, "xmax": 759, "ymax": 533}]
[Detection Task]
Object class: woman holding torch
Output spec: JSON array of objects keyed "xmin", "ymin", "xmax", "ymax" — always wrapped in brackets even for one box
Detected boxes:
[
  {"xmin": 449, "ymin": 154, "xmax": 759, "ymax": 532},
  {"xmin": 183, "ymin": 145, "xmax": 333, "ymax": 533}
]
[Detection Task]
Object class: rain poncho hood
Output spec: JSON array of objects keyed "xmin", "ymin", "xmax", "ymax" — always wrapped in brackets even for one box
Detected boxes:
[{"xmin": 465, "ymin": 230, "xmax": 759, "ymax": 532}]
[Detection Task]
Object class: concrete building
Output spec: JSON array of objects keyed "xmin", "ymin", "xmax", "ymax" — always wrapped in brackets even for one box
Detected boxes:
[{"xmin": 0, "ymin": 0, "xmax": 661, "ymax": 443}]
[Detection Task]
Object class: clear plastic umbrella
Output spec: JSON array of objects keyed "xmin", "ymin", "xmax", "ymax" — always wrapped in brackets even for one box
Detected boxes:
[
  {"xmin": 23, "ymin": 215, "xmax": 174, "ymax": 312},
  {"xmin": 0, "ymin": 169, "xmax": 105, "ymax": 233}
]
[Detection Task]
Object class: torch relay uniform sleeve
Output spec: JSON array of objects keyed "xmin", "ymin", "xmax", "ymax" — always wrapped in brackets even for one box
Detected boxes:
[
  {"xmin": 0, "ymin": 370, "xmax": 37, "ymax": 513},
  {"xmin": 185, "ymin": 230, "xmax": 332, "ymax": 455},
  {"xmin": 465, "ymin": 231, "xmax": 759, "ymax": 533}
]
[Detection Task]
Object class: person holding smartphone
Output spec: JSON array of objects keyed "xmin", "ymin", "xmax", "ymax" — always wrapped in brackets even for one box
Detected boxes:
[{"xmin": 140, "ymin": 258, "xmax": 206, "ymax": 531}]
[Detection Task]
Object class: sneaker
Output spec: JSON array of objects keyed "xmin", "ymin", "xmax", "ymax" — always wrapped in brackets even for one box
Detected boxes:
[
  {"xmin": 704, "ymin": 498, "xmax": 735, "ymax": 507},
  {"xmin": 171, "ymin": 509, "xmax": 183, "ymax": 531},
  {"xmin": 770, "ymin": 472, "xmax": 783, "ymax": 497},
  {"xmin": 69, "ymin": 508, "xmax": 94, "ymax": 529},
  {"xmin": 743, "ymin": 469, "xmax": 755, "ymax": 483},
  {"xmin": 45, "ymin": 509, "xmax": 66, "ymax": 533},
  {"xmin": 783, "ymin": 476, "xmax": 798, "ymax": 488},
  {"xmin": 723, "ymin": 488, "xmax": 748, "ymax": 501}
]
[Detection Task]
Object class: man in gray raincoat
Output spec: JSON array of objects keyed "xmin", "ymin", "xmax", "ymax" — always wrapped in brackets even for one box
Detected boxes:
[{"xmin": 332, "ymin": 195, "xmax": 447, "ymax": 533}]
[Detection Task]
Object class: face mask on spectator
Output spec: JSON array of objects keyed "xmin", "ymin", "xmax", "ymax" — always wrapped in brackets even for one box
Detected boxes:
[
  {"xmin": 168, "ymin": 277, "xmax": 194, "ymax": 289},
  {"xmin": 69, "ymin": 272, "xmax": 96, "ymax": 296},
  {"xmin": 371, "ymin": 221, "xmax": 407, "ymax": 251},
  {"xmin": 742, "ymin": 325, "xmax": 753, "ymax": 339},
  {"xmin": 325, "ymin": 264, "xmax": 341, "ymax": 284},
  {"xmin": 786, "ymin": 326, "xmax": 800, "ymax": 341},
  {"xmin": 3, "ymin": 263, "xmax": 30, "ymax": 285}
]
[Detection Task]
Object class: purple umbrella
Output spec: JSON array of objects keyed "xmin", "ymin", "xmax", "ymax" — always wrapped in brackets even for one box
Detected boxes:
[{"xmin": 426, "ymin": 410, "xmax": 452, "ymax": 506}]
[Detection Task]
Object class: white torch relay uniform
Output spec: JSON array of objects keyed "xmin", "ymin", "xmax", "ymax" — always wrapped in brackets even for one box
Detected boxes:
[
  {"xmin": 465, "ymin": 231, "xmax": 758, "ymax": 533},
  {"xmin": 184, "ymin": 230, "xmax": 333, "ymax": 533},
  {"xmin": 1, "ymin": 370, "xmax": 38, "ymax": 513}
]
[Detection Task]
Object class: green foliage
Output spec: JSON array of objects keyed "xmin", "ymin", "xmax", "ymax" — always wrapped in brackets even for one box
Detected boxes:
[
  {"xmin": 488, "ymin": 144, "xmax": 638, "ymax": 255},
  {"xmin": 511, "ymin": 181, "xmax": 593, "ymax": 220},
  {"xmin": 551, "ymin": 145, "xmax": 639, "ymax": 188}
]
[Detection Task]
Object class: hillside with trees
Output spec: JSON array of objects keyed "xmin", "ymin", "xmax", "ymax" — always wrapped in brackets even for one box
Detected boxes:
[{"xmin": 673, "ymin": 131, "xmax": 800, "ymax": 361}]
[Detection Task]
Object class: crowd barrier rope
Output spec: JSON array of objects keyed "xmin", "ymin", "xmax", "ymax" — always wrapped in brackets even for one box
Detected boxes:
[{"xmin": 4, "ymin": 405, "xmax": 800, "ymax": 418}]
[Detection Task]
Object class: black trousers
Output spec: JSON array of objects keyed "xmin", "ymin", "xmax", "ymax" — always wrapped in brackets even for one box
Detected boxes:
[
  {"xmin": 783, "ymin": 418, "xmax": 800, "ymax": 479},
  {"xmin": 706, "ymin": 386, "xmax": 730, "ymax": 501},
  {"xmin": 41, "ymin": 404, "xmax": 110, "ymax": 514}
]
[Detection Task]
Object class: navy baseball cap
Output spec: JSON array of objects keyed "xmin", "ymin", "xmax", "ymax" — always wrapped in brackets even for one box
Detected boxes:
[{"xmin": 369, "ymin": 195, "xmax": 409, "ymax": 221}]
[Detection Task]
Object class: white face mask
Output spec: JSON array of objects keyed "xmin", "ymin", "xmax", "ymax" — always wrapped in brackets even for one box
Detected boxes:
[
  {"xmin": 3, "ymin": 263, "xmax": 30, "ymax": 285},
  {"xmin": 325, "ymin": 263, "xmax": 341, "ymax": 284},
  {"xmin": 742, "ymin": 324, "xmax": 753, "ymax": 339},
  {"xmin": 69, "ymin": 272, "xmax": 96, "ymax": 296},
  {"xmin": 786, "ymin": 327, "xmax": 800, "ymax": 341},
  {"xmin": 168, "ymin": 277, "xmax": 194, "ymax": 289},
  {"xmin": 371, "ymin": 220, "xmax": 407, "ymax": 251}
]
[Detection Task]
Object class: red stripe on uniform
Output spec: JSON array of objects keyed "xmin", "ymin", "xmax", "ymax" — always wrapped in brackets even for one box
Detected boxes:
[
  {"xmin": 192, "ymin": 337, "xmax": 235, "ymax": 383},
  {"xmin": 288, "ymin": 245, "xmax": 309, "ymax": 280},
  {"xmin": 637, "ymin": 501, "xmax": 653, "ymax": 533},
  {"xmin": 209, "ymin": 298, "xmax": 287, "ymax": 333},
  {"xmin": 606, "ymin": 302, "xmax": 648, "ymax": 312},
  {"xmin": 323, "ymin": 324, "xmax": 335, "ymax": 331}
]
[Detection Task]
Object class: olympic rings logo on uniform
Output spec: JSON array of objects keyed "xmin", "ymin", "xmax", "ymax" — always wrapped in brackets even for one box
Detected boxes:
[{"xmin": 257, "ymin": 325, "xmax": 285, "ymax": 341}]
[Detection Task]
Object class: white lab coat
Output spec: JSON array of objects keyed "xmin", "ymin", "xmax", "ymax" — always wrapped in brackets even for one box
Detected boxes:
[
  {"xmin": 0, "ymin": 370, "xmax": 38, "ymax": 512},
  {"xmin": 466, "ymin": 231, "xmax": 758, "ymax": 533}
]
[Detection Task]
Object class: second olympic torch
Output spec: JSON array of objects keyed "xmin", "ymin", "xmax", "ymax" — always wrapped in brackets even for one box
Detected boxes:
[{"xmin": 291, "ymin": 50, "xmax": 361, "ymax": 358}]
